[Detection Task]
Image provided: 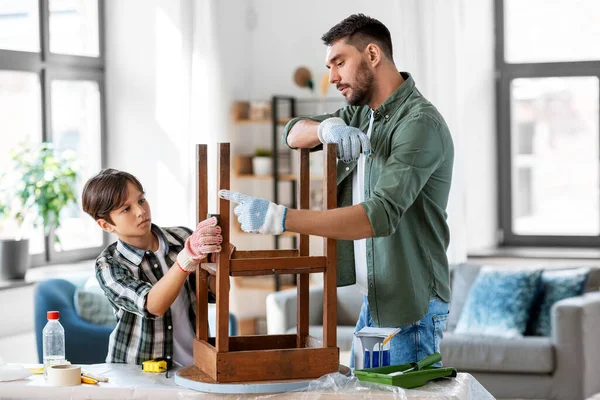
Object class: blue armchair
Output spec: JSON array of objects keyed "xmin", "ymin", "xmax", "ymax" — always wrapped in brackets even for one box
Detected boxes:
[
  {"xmin": 34, "ymin": 279, "xmax": 113, "ymax": 364},
  {"xmin": 34, "ymin": 278, "xmax": 238, "ymax": 364}
]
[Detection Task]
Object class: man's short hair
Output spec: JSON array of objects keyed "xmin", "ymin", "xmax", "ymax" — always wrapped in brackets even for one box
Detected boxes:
[
  {"xmin": 82, "ymin": 168, "xmax": 144, "ymax": 224},
  {"xmin": 321, "ymin": 14, "xmax": 393, "ymax": 60}
]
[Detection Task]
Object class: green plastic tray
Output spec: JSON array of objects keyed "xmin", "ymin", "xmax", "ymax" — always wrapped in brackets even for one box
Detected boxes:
[{"xmin": 354, "ymin": 352, "xmax": 457, "ymax": 389}]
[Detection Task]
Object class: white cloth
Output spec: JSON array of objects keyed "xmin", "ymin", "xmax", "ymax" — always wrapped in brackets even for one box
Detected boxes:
[
  {"xmin": 153, "ymin": 235, "xmax": 195, "ymax": 367},
  {"xmin": 0, "ymin": 357, "xmax": 31, "ymax": 382},
  {"xmin": 352, "ymin": 110, "xmax": 375, "ymax": 295}
]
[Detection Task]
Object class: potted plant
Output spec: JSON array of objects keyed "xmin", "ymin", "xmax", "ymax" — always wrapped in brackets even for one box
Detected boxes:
[
  {"xmin": 252, "ymin": 148, "xmax": 273, "ymax": 176},
  {"xmin": 0, "ymin": 141, "xmax": 78, "ymax": 280}
]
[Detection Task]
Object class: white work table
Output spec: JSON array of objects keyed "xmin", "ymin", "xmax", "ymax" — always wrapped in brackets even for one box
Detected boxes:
[{"xmin": 0, "ymin": 363, "xmax": 494, "ymax": 399}]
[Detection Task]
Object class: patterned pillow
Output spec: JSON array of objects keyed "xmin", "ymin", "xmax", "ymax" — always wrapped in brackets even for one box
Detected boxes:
[
  {"xmin": 455, "ymin": 267, "xmax": 542, "ymax": 338},
  {"xmin": 74, "ymin": 288, "xmax": 117, "ymax": 326},
  {"xmin": 528, "ymin": 268, "xmax": 589, "ymax": 337}
]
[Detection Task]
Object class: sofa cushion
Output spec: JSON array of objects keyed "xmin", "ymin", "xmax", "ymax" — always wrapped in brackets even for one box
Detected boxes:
[
  {"xmin": 73, "ymin": 276, "xmax": 116, "ymax": 326},
  {"xmin": 584, "ymin": 267, "xmax": 600, "ymax": 292},
  {"xmin": 440, "ymin": 332, "xmax": 554, "ymax": 373},
  {"xmin": 74, "ymin": 289, "xmax": 116, "ymax": 326},
  {"xmin": 448, "ymin": 265, "xmax": 600, "ymax": 333},
  {"xmin": 336, "ymin": 286, "xmax": 364, "ymax": 326},
  {"xmin": 455, "ymin": 267, "xmax": 542, "ymax": 338},
  {"xmin": 448, "ymin": 263, "xmax": 482, "ymax": 331},
  {"xmin": 528, "ymin": 267, "xmax": 589, "ymax": 336},
  {"xmin": 286, "ymin": 325, "xmax": 356, "ymax": 352}
]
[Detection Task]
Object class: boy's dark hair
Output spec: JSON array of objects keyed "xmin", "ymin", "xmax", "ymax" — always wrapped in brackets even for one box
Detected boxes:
[
  {"xmin": 321, "ymin": 14, "xmax": 393, "ymax": 60},
  {"xmin": 82, "ymin": 168, "xmax": 144, "ymax": 224}
]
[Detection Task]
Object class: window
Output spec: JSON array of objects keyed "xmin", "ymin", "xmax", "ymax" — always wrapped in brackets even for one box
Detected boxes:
[
  {"xmin": 496, "ymin": 0, "xmax": 600, "ymax": 247},
  {"xmin": 0, "ymin": 0, "xmax": 106, "ymax": 265}
]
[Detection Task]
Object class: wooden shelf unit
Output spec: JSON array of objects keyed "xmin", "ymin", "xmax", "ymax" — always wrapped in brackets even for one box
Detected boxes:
[
  {"xmin": 233, "ymin": 118, "xmax": 292, "ymax": 125},
  {"xmin": 192, "ymin": 143, "xmax": 339, "ymax": 383},
  {"xmin": 235, "ymin": 173, "xmax": 324, "ymax": 181}
]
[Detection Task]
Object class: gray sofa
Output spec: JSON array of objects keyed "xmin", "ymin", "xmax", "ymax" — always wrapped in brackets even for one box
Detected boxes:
[
  {"xmin": 442, "ymin": 263, "xmax": 600, "ymax": 400},
  {"xmin": 265, "ymin": 285, "xmax": 363, "ymax": 361},
  {"xmin": 266, "ymin": 264, "xmax": 600, "ymax": 400}
]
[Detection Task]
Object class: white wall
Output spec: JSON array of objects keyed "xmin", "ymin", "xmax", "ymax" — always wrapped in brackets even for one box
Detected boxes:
[
  {"xmin": 105, "ymin": 0, "xmax": 251, "ymax": 227},
  {"xmin": 106, "ymin": 0, "xmax": 498, "ymax": 253},
  {"xmin": 245, "ymin": 0, "xmax": 407, "ymax": 100},
  {"xmin": 105, "ymin": 0, "xmax": 194, "ymax": 227},
  {"xmin": 0, "ymin": 284, "xmax": 36, "ymax": 363},
  {"xmin": 237, "ymin": 0, "xmax": 498, "ymax": 252}
]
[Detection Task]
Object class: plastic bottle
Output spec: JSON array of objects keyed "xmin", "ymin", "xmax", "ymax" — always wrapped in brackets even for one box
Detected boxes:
[{"xmin": 42, "ymin": 311, "xmax": 65, "ymax": 378}]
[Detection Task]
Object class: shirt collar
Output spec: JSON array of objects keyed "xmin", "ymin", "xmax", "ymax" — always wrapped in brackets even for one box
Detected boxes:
[
  {"xmin": 372, "ymin": 71, "xmax": 415, "ymax": 118},
  {"xmin": 116, "ymin": 224, "xmax": 172, "ymax": 266}
]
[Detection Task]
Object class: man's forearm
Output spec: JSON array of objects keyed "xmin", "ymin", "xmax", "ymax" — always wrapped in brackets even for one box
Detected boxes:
[
  {"xmin": 287, "ymin": 120, "xmax": 322, "ymax": 149},
  {"xmin": 284, "ymin": 205, "xmax": 373, "ymax": 240}
]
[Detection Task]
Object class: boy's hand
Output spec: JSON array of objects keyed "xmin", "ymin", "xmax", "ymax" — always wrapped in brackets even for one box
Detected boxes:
[
  {"xmin": 208, "ymin": 243, "xmax": 236, "ymax": 262},
  {"xmin": 317, "ymin": 117, "xmax": 372, "ymax": 163},
  {"xmin": 218, "ymin": 190, "xmax": 287, "ymax": 235},
  {"xmin": 176, "ymin": 217, "xmax": 223, "ymax": 272}
]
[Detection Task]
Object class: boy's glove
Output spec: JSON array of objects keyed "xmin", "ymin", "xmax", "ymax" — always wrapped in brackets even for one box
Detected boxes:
[
  {"xmin": 176, "ymin": 217, "xmax": 223, "ymax": 272},
  {"xmin": 317, "ymin": 117, "xmax": 372, "ymax": 163},
  {"xmin": 218, "ymin": 190, "xmax": 287, "ymax": 235}
]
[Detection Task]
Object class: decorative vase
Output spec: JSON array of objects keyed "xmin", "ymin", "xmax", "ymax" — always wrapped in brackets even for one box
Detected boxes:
[
  {"xmin": 0, "ymin": 238, "xmax": 30, "ymax": 280},
  {"xmin": 252, "ymin": 157, "xmax": 272, "ymax": 176}
]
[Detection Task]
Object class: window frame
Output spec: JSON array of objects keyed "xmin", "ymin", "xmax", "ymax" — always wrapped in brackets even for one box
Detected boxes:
[
  {"xmin": 495, "ymin": 0, "xmax": 600, "ymax": 247},
  {"xmin": 0, "ymin": 0, "xmax": 108, "ymax": 266}
]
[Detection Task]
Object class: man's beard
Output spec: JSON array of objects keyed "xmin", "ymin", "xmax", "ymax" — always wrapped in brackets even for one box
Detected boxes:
[{"xmin": 346, "ymin": 59, "xmax": 375, "ymax": 106}]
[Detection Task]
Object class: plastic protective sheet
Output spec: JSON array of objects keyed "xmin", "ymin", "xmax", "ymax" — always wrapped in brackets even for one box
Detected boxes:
[
  {"xmin": 390, "ymin": 373, "xmax": 495, "ymax": 400},
  {"xmin": 168, "ymin": 372, "xmax": 407, "ymax": 400},
  {"xmin": 256, "ymin": 372, "xmax": 409, "ymax": 400},
  {"xmin": 248, "ymin": 372, "xmax": 495, "ymax": 400},
  {"xmin": 0, "ymin": 357, "xmax": 32, "ymax": 382}
]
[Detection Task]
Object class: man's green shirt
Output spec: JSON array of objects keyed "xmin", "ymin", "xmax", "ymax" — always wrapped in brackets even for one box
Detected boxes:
[{"xmin": 283, "ymin": 72, "xmax": 454, "ymax": 327}]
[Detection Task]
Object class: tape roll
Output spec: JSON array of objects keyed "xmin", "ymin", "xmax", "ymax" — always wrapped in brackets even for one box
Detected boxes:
[{"xmin": 47, "ymin": 365, "xmax": 82, "ymax": 386}]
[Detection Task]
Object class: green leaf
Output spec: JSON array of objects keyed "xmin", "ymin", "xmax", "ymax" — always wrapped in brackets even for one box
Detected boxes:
[{"xmin": 0, "ymin": 140, "xmax": 79, "ymax": 241}]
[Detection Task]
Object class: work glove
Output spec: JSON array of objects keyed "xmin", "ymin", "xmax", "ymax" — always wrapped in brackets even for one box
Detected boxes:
[
  {"xmin": 317, "ymin": 117, "xmax": 372, "ymax": 163},
  {"xmin": 176, "ymin": 217, "xmax": 223, "ymax": 272},
  {"xmin": 218, "ymin": 190, "xmax": 287, "ymax": 235}
]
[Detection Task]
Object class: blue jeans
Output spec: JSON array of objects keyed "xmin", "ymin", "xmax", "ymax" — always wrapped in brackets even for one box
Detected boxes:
[{"xmin": 350, "ymin": 295, "xmax": 449, "ymax": 369}]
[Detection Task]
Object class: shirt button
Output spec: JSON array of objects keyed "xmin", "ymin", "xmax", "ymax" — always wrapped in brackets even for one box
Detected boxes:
[
  {"xmin": 154, "ymin": 264, "xmax": 159, "ymax": 268},
  {"xmin": 346, "ymin": 167, "xmax": 350, "ymax": 171},
  {"xmin": 146, "ymin": 251, "xmax": 151, "ymax": 255},
  {"xmin": 385, "ymin": 115, "xmax": 389, "ymax": 119},
  {"xmin": 369, "ymin": 283, "xmax": 374, "ymax": 289},
  {"xmin": 168, "ymin": 325, "xmax": 172, "ymax": 330},
  {"xmin": 167, "ymin": 356, "xmax": 171, "ymax": 359}
]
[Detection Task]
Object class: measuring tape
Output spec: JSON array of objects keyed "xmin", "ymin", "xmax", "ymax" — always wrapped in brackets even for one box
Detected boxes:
[{"xmin": 141, "ymin": 359, "xmax": 168, "ymax": 373}]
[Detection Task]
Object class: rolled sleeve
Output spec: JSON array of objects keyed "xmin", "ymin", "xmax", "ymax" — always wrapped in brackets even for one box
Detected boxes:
[
  {"xmin": 282, "ymin": 105, "xmax": 357, "ymax": 150},
  {"xmin": 96, "ymin": 257, "xmax": 155, "ymax": 319},
  {"xmin": 362, "ymin": 114, "xmax": 445, "ymax": 237}
]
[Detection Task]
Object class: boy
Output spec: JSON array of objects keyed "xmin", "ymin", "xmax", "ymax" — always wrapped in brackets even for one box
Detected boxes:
[{"xmin": 82, "ymin": 168, "xmax": 223, "ymax": 366}]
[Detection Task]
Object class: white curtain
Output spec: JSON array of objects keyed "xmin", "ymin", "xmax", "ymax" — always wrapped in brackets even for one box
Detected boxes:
[
  {"xmin": 189, "ymin": 0, "xmax": 231, "ymax": 216},
  {"xmin": 392, "ymin": 0, "xmax": 468, "ymax": 264}
]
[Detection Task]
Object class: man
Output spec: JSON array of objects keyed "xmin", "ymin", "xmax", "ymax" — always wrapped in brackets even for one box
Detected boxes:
[{"xmin": 220, "ymin": 14, "xmax": 454, "ymax": 367}]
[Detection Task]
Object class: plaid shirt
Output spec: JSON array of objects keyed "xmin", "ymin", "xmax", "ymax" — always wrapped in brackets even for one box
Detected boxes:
[{"xmin": 96, "ymin": 224, "xmax": 214, "ymax": 364}]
